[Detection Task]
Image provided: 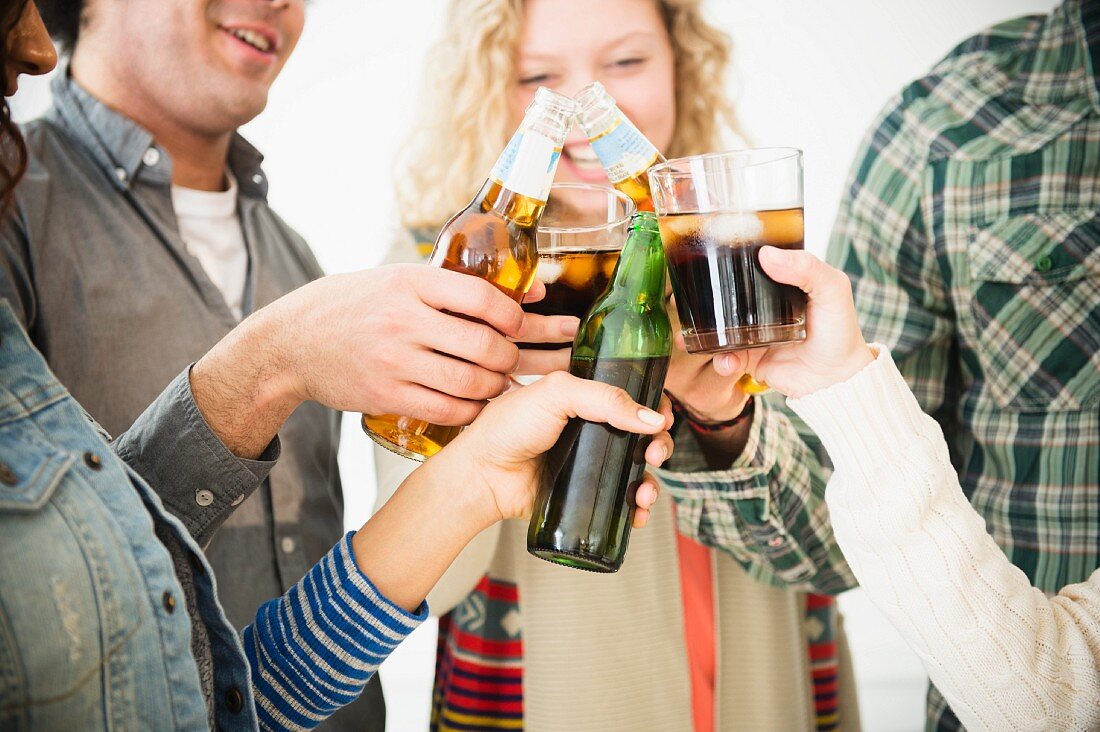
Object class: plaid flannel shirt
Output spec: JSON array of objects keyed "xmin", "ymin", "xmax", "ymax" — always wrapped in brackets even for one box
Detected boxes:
[{"xmin": 660, "ymin": 2, "xmax": 1099, "ymax": 728}]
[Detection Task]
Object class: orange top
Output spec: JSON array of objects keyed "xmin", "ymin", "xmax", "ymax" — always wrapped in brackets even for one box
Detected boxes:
[{"xmin": 677, "ymin": 523, "xmax": 716, "ymax": 732}]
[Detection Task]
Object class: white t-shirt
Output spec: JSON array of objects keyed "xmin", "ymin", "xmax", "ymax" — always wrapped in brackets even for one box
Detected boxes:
[{"xmin": 171, "ymin": 173, "xmax": 248, "ymax": 320}]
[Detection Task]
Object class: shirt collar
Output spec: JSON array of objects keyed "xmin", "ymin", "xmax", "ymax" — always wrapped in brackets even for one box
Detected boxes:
[
  {"xmin": 1018, "ymin": 0, "xmax": 1100, "ymax": 115},
  {"xmin": 48, "ymin": 68, "xmax": 269, "ymax": 200}
]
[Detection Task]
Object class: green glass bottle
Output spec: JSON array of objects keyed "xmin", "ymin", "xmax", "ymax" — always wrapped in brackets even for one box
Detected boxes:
[{"xmin": 527, "ymin": 211, "xmax": 671, "ymax": 572}]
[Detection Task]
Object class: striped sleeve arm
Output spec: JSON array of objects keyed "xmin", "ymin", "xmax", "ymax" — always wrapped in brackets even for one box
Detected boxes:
[{"xmin": 244, "ymin": 532, "xmax": 428, "ymax": 731}]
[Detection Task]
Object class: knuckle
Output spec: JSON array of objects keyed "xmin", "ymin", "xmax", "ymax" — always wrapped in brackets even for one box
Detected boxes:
[
  {"xmin": 415, "ymin": 394, "xmax": 463, "ymax": 425},
  {"xmin": 542, "ymin": 370, "xmax": 572, "ymax": 390}
]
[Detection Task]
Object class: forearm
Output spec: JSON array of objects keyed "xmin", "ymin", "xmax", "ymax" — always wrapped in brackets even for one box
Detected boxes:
[
  {"xmin": 190, "ymin": 304, "xmax": 302, "ymax": 459},
  {"xmin": 244, "ymin": 534, "xmax": 427, "ymax": 731},
  {"xmin": 658, "ymin": 398, "xmax": 855, "ymax": 593},
  {"xmin": 794, "ymin": 349, "xmax": 1100, "ymax": 729},
  {"xmin": 376, "ymin": 441, "xmax": 502, "ymax": 616},
  {"xmin": 243, "ymin": 452, "xmax": 493, "ymax": 730},
  {"xmin": 354, "ymin": 453, "xmax": 497, "ymax": 612}
]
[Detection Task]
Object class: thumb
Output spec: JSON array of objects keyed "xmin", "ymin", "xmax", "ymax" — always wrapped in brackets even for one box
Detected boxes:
[
  {"xmin": 531, "ymin": 372, "xmax": 666, "ymax": 434},
  {"xmin": 758, "ymin": 247, "xmax": 851, "ymax": 307},
  {"xmin": 712, "ymin": 350, "xmax": 748, "ymax": 376}
]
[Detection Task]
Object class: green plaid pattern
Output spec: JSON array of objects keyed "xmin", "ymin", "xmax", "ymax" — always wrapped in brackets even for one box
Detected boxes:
[
  {"xmin": 661, "ymin": 3, "xmax": 1099, "ymax": 729},
  {"xmin": 833, "ymin": 3, "xmax": 1099, "ymax": 728},
  {"xmin": 655, "ymin": 396, "xmax": 856, "ymax": 595}
]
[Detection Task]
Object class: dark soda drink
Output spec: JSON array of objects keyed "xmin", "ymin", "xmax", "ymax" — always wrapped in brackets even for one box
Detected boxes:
[
  {"xmin": 528, "ymin": 355, "xmax": 668, "ymax": 572},
  {"xmin": 659, "ymin": 207, "xmax": 807, "ymax": 353},
  {"xmin": 525, "ymin": 248, "xmax": 620, "ymax": 319}
]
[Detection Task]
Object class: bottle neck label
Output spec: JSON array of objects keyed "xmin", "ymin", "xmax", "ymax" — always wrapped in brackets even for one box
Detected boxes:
[
  {"xmin": 490, "ymin": 129, "xmax": 561, "ymax": 202},
  {"xmin": 588, "ymin": 117, "xmax": 659, "ymax": 184}
]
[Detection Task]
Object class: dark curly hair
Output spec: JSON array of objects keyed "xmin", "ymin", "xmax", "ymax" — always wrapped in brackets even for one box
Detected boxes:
[
  {"xmin": 1, "ymin": 0, "xmax": 30, "ymax": 210},
  {"xmin": 35, "ymin": 0, "xmax": 83, "ymax": 53}
]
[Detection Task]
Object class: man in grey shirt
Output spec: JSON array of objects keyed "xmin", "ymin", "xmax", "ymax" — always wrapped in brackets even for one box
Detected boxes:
[{"xmin": 10, "ymin": 1, "xmax": 385, "ymax": 727}]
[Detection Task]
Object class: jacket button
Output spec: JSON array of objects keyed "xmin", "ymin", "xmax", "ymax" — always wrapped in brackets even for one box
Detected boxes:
[
  {"xmin": 195, "ymin": 489, "xmax": 215, "ymax": 507},
  {"xmin": 83, "ymin": 452, "xmax": 103, "ymax": 470},
  {"xmin": 225, "ymin": 686, "xmax": 244, "ymax": 714},
  {"xmin": 1035, "ymin": 254, "xmax": 1053, "ymax": 272},
  {"xmin": 0, "ymin": 462, "xmax": 16, "ymax": 486},
  {"xmin": 162, "ymin": 591, "xmax": 176, "ymax": 614}
]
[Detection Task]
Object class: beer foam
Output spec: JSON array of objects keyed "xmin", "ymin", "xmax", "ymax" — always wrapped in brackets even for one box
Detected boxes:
[
  {"xmin": 536, "ymin": 260, "xmax": 564, "ymax": 283},
  {"xmin": 704, "ymin": 212, "xmax": 764, "ymax": 243}
]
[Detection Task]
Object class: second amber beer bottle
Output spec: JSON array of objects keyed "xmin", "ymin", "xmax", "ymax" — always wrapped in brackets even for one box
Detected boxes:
[
  {"xmin": 363, "ymin": 88, "xmax": 575, "ymax": 461},
  {"xmin": 527, "ymin": 212, "xmax": 671, "ymax": 572},
  {"xmin": 576, "ymin": 81, "xmax": 769, "ymax": 396},
  {"xmin": 574, "ymin": 81, "xmax": 661, "ymax": 211}
]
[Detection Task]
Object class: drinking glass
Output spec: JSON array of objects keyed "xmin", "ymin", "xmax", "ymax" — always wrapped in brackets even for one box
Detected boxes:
[
  {"xmin": 524, "ymin": 183, "xmax": 636, "ymax": 323},
  {"xmin": 649, "ymin": 148, "xmax": 806, "ymax": 355}
]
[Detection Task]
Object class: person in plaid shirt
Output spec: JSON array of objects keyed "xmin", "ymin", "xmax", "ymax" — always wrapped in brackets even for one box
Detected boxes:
[{"xmin": 659, "ymin": 0, "xmax": 1099, "ymax": 728}]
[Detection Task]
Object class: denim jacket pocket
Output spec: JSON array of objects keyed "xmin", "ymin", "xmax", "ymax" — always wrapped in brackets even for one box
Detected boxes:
[
  {"xmin": 0, "ymin": 436, "xmax": 143, "ymax": 730},
  {"xmin": 0, "ymin": 447, "xmax": 76, "ymax": 512},
  {"xmin": 967, "ymin": 212, "xmax": 1100, "ymax": 412}
]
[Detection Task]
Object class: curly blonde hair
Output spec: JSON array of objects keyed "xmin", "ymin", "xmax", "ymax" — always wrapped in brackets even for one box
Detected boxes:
[{"xmin": 394, "ymin": 0, "xmax": 742, "ymax": 228}]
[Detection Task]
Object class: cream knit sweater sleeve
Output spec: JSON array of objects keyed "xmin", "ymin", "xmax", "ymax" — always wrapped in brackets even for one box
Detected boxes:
[{"xmin": 788, "ymin": 346, "xmax": 1100, "ymax": 731}]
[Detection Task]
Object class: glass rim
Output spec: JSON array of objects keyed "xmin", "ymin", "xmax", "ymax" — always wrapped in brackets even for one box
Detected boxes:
[
  {"xmin": 538, "ymin": 182, "xmax": 636, "ymax": 236},
  {"xmin": 649, "ymin": 147, "xmax": 803, "ymax": 180}
]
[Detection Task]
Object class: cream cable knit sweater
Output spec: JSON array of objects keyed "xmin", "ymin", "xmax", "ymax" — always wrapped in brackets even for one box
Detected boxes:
[{"xmin": 789, "ymin": 346, "xmax": 1100, "ymax": 731}]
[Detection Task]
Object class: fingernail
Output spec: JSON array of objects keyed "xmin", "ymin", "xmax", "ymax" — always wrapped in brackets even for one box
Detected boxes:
[
  {"xmin": 638, "ymin": 408, "xmax": 664, "ymax": 426},
  {"xmin": 716, "ymin": 354, "xmax": 732, "ymax": 373},
  {"xmin": 561, "ymin": 318, "xmax": 579, "ymax": 336}
]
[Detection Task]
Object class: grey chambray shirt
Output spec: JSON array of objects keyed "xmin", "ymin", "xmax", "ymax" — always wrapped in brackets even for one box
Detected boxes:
[{"xmin": 0, "ymin": 72, "xmax": 383, "ymax": 731}]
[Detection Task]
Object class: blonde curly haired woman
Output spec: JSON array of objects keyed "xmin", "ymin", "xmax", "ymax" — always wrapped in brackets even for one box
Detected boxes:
[{"xmin": 377, "ymin": 1, "xmax": 860, "ymax": 730}]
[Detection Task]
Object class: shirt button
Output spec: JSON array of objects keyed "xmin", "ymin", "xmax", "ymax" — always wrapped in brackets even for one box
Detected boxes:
[
  {"xmin": 225, "ymin": 686, "xmax": 244, "ymax": 714},
  {"xmin": 114, "ymin": 167, "xmax": 128, "ymax": 182},
  {"xmin": 280, "ymin": 537, "xmax": 296, "ymax": 554},
  {"xmin": 195, "ymin": 489, "xmax": 215, "ymax": 507},
  {"xmin": 1035, "ymin": 254, "xmax": 1053, "ymax": 272},
  {"xmin": 83, "ymin": 452, "xmax": 103, "ymax": 470},
  {"xmin": 0, "ymin": 462, "xmax": 17, "ymax": 486},
  {"xmin": 767, "ymin": 535, "xmax": 785, "ymax": 548},
  {"xmin": 162, "ymin": 590, "xmax": 176, "ymax": 614},
  {"xmin": 251, "ymin": 173, "xmax": 264, "ymax": 185},
  {"xmin": 230, "ymin": 493, "xmax": 245, "ymax": 507},
  {"xmin": 142, "ymin": 147, "xmax": 161, "ymax": 167}
]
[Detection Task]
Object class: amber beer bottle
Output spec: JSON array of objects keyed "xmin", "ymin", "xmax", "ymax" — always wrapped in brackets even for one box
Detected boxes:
[
  {"xmin": 574, "ymin": 81, "xmax": 661, "ymax": 211},
  {"xmin": 576, "ymin": 82, "xmax": 769, "ymax": 396},
  {"xmin": 527, "ymin": 212, "xmax": 671, "ymax": 572},
  {"xmin": 363, "ymin": 87, "xmax": 575, "ymax": 461}
]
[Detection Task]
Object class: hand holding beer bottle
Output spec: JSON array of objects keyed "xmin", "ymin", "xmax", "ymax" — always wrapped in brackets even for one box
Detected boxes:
[{"xmin": 363, "ymin": 87, "xmax": 576, "ymax": 461}]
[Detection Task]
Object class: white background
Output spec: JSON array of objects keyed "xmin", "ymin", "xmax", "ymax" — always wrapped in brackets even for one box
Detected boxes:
[{"xmin": 12, "ymin": 1, "xmax": 1055, "ymax": 729}]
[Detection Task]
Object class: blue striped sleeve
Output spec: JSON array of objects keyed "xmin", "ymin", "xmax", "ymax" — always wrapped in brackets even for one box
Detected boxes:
[{"xmin": 244, "ymin": 532, "xmax": 428, "ymax": 731}]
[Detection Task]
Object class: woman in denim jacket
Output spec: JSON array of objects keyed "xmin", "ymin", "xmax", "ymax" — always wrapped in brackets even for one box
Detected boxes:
[{"xmin": 0, "ymin": 4, "xmax": 672, "ymax": 730}]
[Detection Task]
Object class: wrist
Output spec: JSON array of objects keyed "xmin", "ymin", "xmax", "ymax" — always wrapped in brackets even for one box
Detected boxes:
[
  {"xmin": 418, "ymin": 443, "xmax": 502, "ymax": 534},
  {"xmin": 794, "ymin": 344, "xmax": 877, "ymax": 399},
  {"xmin": 667, "ymin": 392, "xmax": 754, "ymax": 434},
  {"xmin": 190, "ymin": 312, "xmax": 304, "ymax": 458}
]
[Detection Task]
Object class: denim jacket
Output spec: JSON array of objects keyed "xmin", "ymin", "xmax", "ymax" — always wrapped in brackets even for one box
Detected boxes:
[
  {"xmin": 0, "ymin": 300, "xmax": 264, "ymax": 730},
  {"xmin": 0, "ymin": 300, "xmax": 428, "ymax": 730}
]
